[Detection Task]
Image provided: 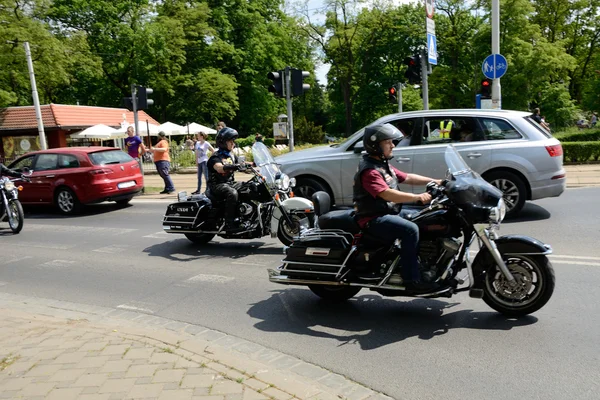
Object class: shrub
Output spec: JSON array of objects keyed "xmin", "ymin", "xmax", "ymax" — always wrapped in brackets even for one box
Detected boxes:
[
  {"xmin": 561, "ymin": 141, "xmax": 600, "ymax": 162},
  {"xmin": 556, "ymin": 130, "xmax": 600, "ymax": 142}
]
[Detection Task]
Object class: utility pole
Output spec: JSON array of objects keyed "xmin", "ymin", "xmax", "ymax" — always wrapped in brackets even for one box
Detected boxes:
[
  {"xmin": 491, "ymin": 0, "xmax": 501, "ymax": 108},
  {"xmin": 284, "ymin": 66, "xmax": 294, "ymax": 152},
  {"xmin": 23, "ymin": 42, "xmax": 47, "ymax": 150},
  {"xmin": 131, "ymin": 84, "xmax": 139, "ymax": 136},
  {"xmin": 397, "ymin": 83, "xmax": 403, "ymax": 113},
  {"xmin": 420, "ymin": 48, "xmax": 429, "ymax": 110}
]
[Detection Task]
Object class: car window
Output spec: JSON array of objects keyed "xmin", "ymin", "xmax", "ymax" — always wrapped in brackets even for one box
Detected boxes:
[
  {"xmin": 58, "ymin": 154, "xmax": 80, "ymax": 169},
  {"xmin": 421, "ymin": 117, "xmax": 482, "ymax": 145},
  {"xmin": 34, "ymin": 154, "xmax": 59, "ymax": 171},
  {"xmin": 389, "ymin": 118, "xmax": 418, "ymax": 147},
  {"xmin": 9, "ymin": 155, "xmax": 35, "ymax": 172},
  {"xmin": 88, "ymin": 150, "xmax": 134, "ymax": 165},
  {"xmin": 480, "ymin": 118, "xmax": 522, "ymax": 140}
]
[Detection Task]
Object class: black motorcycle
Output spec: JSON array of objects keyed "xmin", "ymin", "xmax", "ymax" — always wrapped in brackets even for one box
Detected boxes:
[
  {"xmin": 1, "ymin": 172, "xmax": 31, "ymax": 234},
  {"xmin": 162, "ymin": 142, "xmax": 314, "ymax": 246},
  {"xmin": 268, "ymin": 145, "xmax": 555, "ymax": 316}
]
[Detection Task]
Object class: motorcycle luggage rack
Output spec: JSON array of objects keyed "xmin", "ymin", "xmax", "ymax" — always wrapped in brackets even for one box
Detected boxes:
[{"xmin": 298, "ymin": 229, "xmax": 355, "ymax": 247}]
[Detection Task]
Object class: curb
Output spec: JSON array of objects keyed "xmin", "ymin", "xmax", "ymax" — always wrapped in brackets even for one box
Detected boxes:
[{"xmin": 0, "ymin": 292, "xmax": 392, "ymax": 400}]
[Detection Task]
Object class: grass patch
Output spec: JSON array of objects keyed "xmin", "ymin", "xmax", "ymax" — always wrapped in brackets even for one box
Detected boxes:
[
  {"xmin": 0, "ymin": 354, "xmax": 19, "ymax": 371},
  {"xmin": 236, "ymin": 377, "xmax": 244, "ymax": 383},
  {"xmin": 161, "ymin": 347, "xmax": 174, "ymax": 354},
  {"xmin": 142, "ymin": 186, "xmax": 164, "ymax": 194}
]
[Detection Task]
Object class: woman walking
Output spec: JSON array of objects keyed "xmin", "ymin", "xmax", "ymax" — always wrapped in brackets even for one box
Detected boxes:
[
  {"xmin": 192, "ymin": 131, "xmax": 215, "ymax": 195},
  {"xmin": 149, "ymin": 131, "xmax": 176, "ymax": 194}
]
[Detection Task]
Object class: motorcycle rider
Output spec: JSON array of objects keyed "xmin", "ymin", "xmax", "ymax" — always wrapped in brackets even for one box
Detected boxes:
[
  {"xmin": 0, "ymin": 163, "xmax": 23, "ymax": 179},
  {"xmin": 207, "ymin": 127, "xmax": 247, "ymax": 232},
  {"xmin": 353, "ymin": 123, "xmax": 442, "ymax": 291}
]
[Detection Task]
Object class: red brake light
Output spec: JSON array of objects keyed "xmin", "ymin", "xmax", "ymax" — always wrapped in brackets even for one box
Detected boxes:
[{"xmin": 545, "ymin": 144, "xmax": 563, "ymax": 157}]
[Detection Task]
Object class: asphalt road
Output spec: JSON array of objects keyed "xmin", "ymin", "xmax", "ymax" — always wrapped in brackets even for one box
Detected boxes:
[{"xmin": 1, "ymin": 188, "xmax": 599, "ymax": 400}]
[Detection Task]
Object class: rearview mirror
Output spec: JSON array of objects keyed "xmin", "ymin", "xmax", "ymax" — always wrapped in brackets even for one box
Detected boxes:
[{"xmin": 353, "ymin": 142, "xmax": 365, "ymax": 154}]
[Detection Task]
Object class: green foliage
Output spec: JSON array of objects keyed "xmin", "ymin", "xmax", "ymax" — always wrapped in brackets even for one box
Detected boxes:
[
  {"xmin": 557, "ymin": 130, "xmax": 600, "ymax": 142},
  {"xmin": 561, "ymin": 142, "xmax": 600, "ymax": 162},
  {"xmin": 294, "ymin": 117, "xmax": 325, "ymax": 144}
]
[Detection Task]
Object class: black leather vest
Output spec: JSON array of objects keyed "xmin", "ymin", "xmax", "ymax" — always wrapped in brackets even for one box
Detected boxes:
[
  {"xmin": 353, "ymin": 155, "xmax": 401, "ymax": 218},
  {"xmin": 208, "ymin": 150, "xmax": 237, "ymax": 186}
]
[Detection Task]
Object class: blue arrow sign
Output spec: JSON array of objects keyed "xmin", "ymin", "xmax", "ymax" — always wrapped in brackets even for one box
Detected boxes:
[{"xmin": 482, "ymin": 54, "xmax": 508, "ymax": 79}]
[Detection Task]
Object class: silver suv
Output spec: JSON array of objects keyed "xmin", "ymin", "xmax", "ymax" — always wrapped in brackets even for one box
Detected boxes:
[{"xmin": 275, "ymin": 109, "xmax": 566, "ymax": 216}]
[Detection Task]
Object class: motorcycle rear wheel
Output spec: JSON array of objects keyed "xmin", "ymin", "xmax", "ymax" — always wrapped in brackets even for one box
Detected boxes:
[
  {"xmin": 309, "ymin": 285, "xmax": 361, "ymax": 302},
  {"xmin": 482, "ymin": 254, "xmax": 555, "ymax": 317},
  {"xmin": 185, "ymin": 233, "xmax": 216, "ymax": 244},
  {"xmin": 7, "ymin": 200, "xmax": 24, "ymax": 234}
]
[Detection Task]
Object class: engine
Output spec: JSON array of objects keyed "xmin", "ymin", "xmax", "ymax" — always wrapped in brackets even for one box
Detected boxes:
[{"xmin": 418, "ymin": 238, "xmax": 461, "ymax": 281}]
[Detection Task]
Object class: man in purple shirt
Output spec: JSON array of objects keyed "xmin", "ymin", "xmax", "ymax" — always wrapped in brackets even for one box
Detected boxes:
[{"xmin": 124, "ymin": 126, "xmax": 146, "ymax": 171}]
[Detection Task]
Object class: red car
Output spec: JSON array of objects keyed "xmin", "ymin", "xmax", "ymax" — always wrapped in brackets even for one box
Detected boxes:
[{"xmin": 8, "ymin": 147, "xmax": 143, "ymax": 214}]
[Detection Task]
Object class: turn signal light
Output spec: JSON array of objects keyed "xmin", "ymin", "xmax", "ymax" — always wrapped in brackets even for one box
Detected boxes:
[
  {"xmin": 545, "ymin": 144, "xmax": 563, "ymax": 157},
  {"xmin": 17, "ymin": 186, "xmax": 23, "ymax": 191},
  {"xmin": 290, "ymin": 191, "xmax": 295, "ymax": 197},
  {"xmin": 275, "ymin": 193, "xmax": 280, "ymax": 201}
]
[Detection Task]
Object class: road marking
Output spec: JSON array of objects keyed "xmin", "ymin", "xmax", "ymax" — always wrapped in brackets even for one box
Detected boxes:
[
  {"xmin": 550, "ymin": 260, "xmax": 600, "ymax": 267},
  {"xmin": 93, "ymin": 245, "xmax": 129, "ymax": 253},
  {"xmin": 117, "ymin": 304, "xmax": 155, "ymax": 314},
  {"xmin": 40, "ymin": 260, "xmax": 76, "ymax": 268},
  {"xmin": 184, "ymin": 274, "xmax": 234, "ymax": 283},
  {"xmin": 0, "ymin": 281, "xmax": 7, "ymax": 287},
  {"xmin": 0, "ymin": 255, "xmax": 34, "ymax": 265},
  {"xmin": 143, "ymin": 231, "xmax": 170, "ymax": 239},
  {"xmin": 232, "ymin": 261, "xmax": 269, "ymax": 267},
  {"xmin": 549, "ymin": 255, "xmax": 600, "ymax": 261},
  {"xmin": 25, "ymin": 224, "xmax": 136, "ymax": 236},
  {"xmin": 11, "ymin": 242, "xmax": 75, "ymax": 250}
]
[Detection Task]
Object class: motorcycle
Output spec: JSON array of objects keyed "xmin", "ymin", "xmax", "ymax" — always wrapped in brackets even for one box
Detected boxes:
[
  {"xmin": 1, "ymin": 171, "xmax": 31, "ymax": 234},
  {"xmin": 268, "ymin": 145, "xmax": 555, "ymax": 316},
  {"xmin": 162, "ymin": 142, "xmax": 315, "ymax": 246}
]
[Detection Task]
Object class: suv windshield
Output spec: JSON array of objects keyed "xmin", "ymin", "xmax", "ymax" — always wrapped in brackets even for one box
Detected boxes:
[{"xmin": 89, "ymin": 150, "xmax": 134, "ymax": 165}]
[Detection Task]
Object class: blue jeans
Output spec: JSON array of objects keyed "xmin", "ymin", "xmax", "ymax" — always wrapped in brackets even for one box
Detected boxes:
[
  {"xmin": 364, "ymin": 210, "xmax": 420, "ymax": 282},
  {"xmin": 197, "ymin": 161, "xmax": 208, "ymax": 193},
  {"xmin": 154, "ymin": 160, "xmax": 175, "ymax": 192}
]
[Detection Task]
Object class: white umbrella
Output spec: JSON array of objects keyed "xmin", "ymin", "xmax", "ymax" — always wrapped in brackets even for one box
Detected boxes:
[
  {"xmin": 70, "ymin": 124, "xmax": 117, "ymax": 140},
  {"xmin": 158, "ymin": 122, "xmax": 186, "ymax": 135},
  {"xmin": 187, "ymin": 122, "xmax": 217, "ymax": 135}
]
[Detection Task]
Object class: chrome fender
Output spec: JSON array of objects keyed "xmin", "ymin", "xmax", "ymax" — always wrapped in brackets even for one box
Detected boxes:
[{"xmin": 270, "ymin": 197, "xmax": 314, "ymax": 237}]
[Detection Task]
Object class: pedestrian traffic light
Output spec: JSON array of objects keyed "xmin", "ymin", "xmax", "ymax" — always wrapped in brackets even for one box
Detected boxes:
[
  {"xmin": 291, "ymin": 69, "xmax": 310, "ymax": 96},
  {"xmin": 404, "ymin": 55, "xmax": 421, "ymax": 84},
  {"xmin": 137, "ymin": 86, "xmax": 154, "ymax": 109},
  {"xmin": 481, "ymin": 79, "xmax": 492, "ymax": 99},
  {"xmin": 267, "ymin": 70, "xmax": 284, "ymax": 97},
  {"xmin": 388, "ymin": 86, "xmax": 397, "ymax": 103}
]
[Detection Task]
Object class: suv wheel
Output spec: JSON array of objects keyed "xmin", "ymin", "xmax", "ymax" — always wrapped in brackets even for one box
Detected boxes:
[{"xmin": 485, "ymin": 171, "xmax": 527, "ymax": 217}]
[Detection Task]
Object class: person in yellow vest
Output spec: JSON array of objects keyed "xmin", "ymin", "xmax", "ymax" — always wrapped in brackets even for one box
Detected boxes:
[{"xmin": 439, "ymin": 119, "xmax": 453, "ymax": 139}]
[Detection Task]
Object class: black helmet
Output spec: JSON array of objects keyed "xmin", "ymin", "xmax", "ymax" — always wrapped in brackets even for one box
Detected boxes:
[
  {"xmin": 216, "ymin": 127, "xmax": 238, "ymax": 150},
  {"xmin": 363, "ymin": 123, "xmax": 402, "ymax": 158}
]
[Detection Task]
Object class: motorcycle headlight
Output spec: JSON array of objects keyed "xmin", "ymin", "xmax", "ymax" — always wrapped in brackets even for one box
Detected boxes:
[
  {"xmin": 277, "ymin": 174, "xmax": 291, "ymax": 190},
  {"xmin": 4, "ymin": 181, "xmax": 15, "ymax": 191},
  {"xmin": 489, "ymin": 198, "xmax": 506, "ymax": 223},
  {"xmin": 289, "ymin": 177, "xmax": 296, "ymax": 188}
]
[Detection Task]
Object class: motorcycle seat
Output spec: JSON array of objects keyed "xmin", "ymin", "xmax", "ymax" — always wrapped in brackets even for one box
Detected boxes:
[
  {"xmin": 317, "ymin": 209, "xmax": 360, "ymax": 234},
  {"xmin": 204, "ymin": 188, "xmax": 218, "ymax": 203}
]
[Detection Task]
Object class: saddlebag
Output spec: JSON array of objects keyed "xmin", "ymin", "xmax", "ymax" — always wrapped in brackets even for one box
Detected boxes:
[
  {"xmin": 281, "ymin": 229, "xmax": 355, "ymax": 278},
  {"xmin": 162, "ymin": 195, "xmax": 212, "ymax": 231}
]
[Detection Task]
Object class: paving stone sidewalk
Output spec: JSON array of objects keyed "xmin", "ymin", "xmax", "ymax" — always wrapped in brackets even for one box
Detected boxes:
[{"xmin": 0, "ymin": 293, "xmax": 392, "ymax": 400}]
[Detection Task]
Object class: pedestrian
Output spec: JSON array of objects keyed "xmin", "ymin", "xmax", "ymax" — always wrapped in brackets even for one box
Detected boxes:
[
  {"xmin": 591, "ymin": 112, "xmax": 597, "ymax": 128},
  {"xmin": 185, "ymin": 135, "xmax": 194, "ymax": 150},
  {"xmin": 531, "ymin": 108, "xmax": 550, "ymax": 132},
  {"xmin": 192, "ymin": 131, "xmax": 215, "ymax": 195},
  {"xmin": 124, "ymin": 126, "xmax": 147, "ymax": 171},
  {"xmin": 217, "ymin": 121, "xmax": 226, "ymax": 131},
  {"xmin": 255, "ymin": 134, "xmax": 263, "ymax": 143},
  {"xmin": 148, "ymin": 131, "xmax": 175, "ymax": 194}
]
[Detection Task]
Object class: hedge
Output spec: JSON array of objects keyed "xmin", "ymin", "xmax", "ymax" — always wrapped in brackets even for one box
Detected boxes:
[
  {"xmin": 561, "ymin": 142, "xmax": 600, "ymax": 162},
  {"xmin": 555, "ymin": 130, "xmax": 600, "ymax": 142}
]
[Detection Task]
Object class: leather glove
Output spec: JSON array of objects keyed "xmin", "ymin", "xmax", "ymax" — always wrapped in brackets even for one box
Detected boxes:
[
  {"xmin": 223, "ymin": 164, "xmax": 238, "ymax": 172},
  {"xmin": 236, "ymin": 164, "xmax": 247, "ymax": 171}
]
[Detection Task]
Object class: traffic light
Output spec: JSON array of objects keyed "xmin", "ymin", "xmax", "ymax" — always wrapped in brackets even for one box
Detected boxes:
[
  {"xmin": 291, "ymin": 69, "xmax": 310, "ymax": 96},
  {"xmin": 480, "ymin": 79, "xmax": 492, "ymax": 98},
  {"xmin": 267, "ymin": 70, "xmax": 284, "ymax": 97},
  {"xmin": 137, "ymin": 86, "xmax": 154, "ymax": 109},
  {"xmin": 122, "ymin": 97, "xmax": 133, "ymax": 111},
  {"xmin": 404, "ymin": 55, "xmax": 421, "ymax": 84},
  {"xmin": 388, "ymin": 86, "xmax": 397, "ymax": 103}
]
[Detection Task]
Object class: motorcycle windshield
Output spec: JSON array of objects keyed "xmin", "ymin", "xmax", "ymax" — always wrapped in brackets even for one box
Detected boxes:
[
  {"xmin": 252, "ymin": 142, "xmax": 280, "ymax": 186},
  {"xmin": 444, "ymin": 145, "xmax": 502, "ymax": 221}
]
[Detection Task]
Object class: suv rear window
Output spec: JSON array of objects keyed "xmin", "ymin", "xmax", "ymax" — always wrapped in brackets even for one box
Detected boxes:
[
  {"xmin": 525, "ymin": 116, "xmax": 552, "ymax": 138},
  {"xmin": 88, "ymin": 150, "xmax": 134, "ymax": 165}
]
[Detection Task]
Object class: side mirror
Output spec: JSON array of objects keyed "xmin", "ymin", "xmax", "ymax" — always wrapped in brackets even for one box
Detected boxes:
[
  {"xmin": 238, "ymin": 155, "xmax": 246, "ymax": 164},
  {"xmin": 445, "ymin": 169, "xmax": 452, "ymax": 179},
  {"xmin": 353, "ymin": 142, "xmax": 365, "ymax": 154}
]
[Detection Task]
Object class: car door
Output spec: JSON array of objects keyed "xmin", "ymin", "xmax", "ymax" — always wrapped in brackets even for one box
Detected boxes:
[
  {"xmin": 411, "ymin": 115, "xmax": 491, "ymax": 192},
  {"xmin": 7, "ymin": 155, "xmax": 36, "ymax": 203},
  {"xmin": 31, "ymin": 153, "xmax": 59, "ymax": 203}
]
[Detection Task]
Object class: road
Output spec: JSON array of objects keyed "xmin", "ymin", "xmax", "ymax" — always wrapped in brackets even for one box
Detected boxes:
[{"xmin": 1, "ymin": 188, "xmax": 599, "ymax": 400}]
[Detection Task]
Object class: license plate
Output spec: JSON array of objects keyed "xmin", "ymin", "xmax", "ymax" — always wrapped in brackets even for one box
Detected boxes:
[{"xmin": 118, "ymin": 181, "xmax": 135, "ymax": 189}]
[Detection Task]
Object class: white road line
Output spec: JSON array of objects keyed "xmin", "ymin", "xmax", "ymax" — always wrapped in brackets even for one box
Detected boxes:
[
  {"xmin": 11, "ymin": 242, "xmax": 75, "ymax": 250},
  {"xmin": 549, "ymin": 255, "xmax": 600, "ymax": 261},
  {"xmin": 93, "ymin": 245, "xmax": 130, "ymax": 253},
  {"xmin": 0, "ymin": 256, "xmax": 34, "ymax": 265},
  {"xmin": 0, "ymin": 281, "xmax": 7, "ymax": 287},
  {"xmin": 40, "ymin": 260, "xmax": 76, "ymax": 268},
  {"xmin": 184, "ymin": 274, "xmax": 234, "ymax": 283},
  {"xmin": 231, "ymin": 261, "xmax": 269, "ymax": 267},
  {"xmin": 550, "ymin": 260, "xmax": 600, "ymax": 267},
  {"xmin": 143, "ymin": 232, "xmax": 170, "ymax": 239},
  {"xmin": 117, "ymin": 304, "xmax": 155, "ymax": 314}
]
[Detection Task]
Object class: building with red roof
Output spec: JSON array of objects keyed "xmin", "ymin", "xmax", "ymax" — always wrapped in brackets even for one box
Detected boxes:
[{"xmin": 0, "ymin": 104, "xmax": 159, "ymax": 162}]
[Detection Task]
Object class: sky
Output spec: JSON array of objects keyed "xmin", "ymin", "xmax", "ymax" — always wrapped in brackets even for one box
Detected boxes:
[{"xmin": 293, "ymin": 0, "xmax": 419, "ymax": 84}]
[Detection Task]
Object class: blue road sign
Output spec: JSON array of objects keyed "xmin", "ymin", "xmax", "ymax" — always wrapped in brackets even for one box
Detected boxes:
[
  {"xmin": 482, "ymin": 54, "xmax": 507, "ymax": 79},
  {"xmin": 427, "ymin": 33, "xmax": 437, "ymax": 65}
]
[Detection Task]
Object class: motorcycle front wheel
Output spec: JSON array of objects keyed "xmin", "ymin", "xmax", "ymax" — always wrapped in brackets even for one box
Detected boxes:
[
  {"xmin": 7, "ymin": 200, "xmax": 24, "ymax": 234},
  {"xmin": 277, "ymin": 213, "xmax": 309, "ymax": 246},
  {"xmin": 483, "ymin": 254, "xmax": 555, "ymax": 316}
]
